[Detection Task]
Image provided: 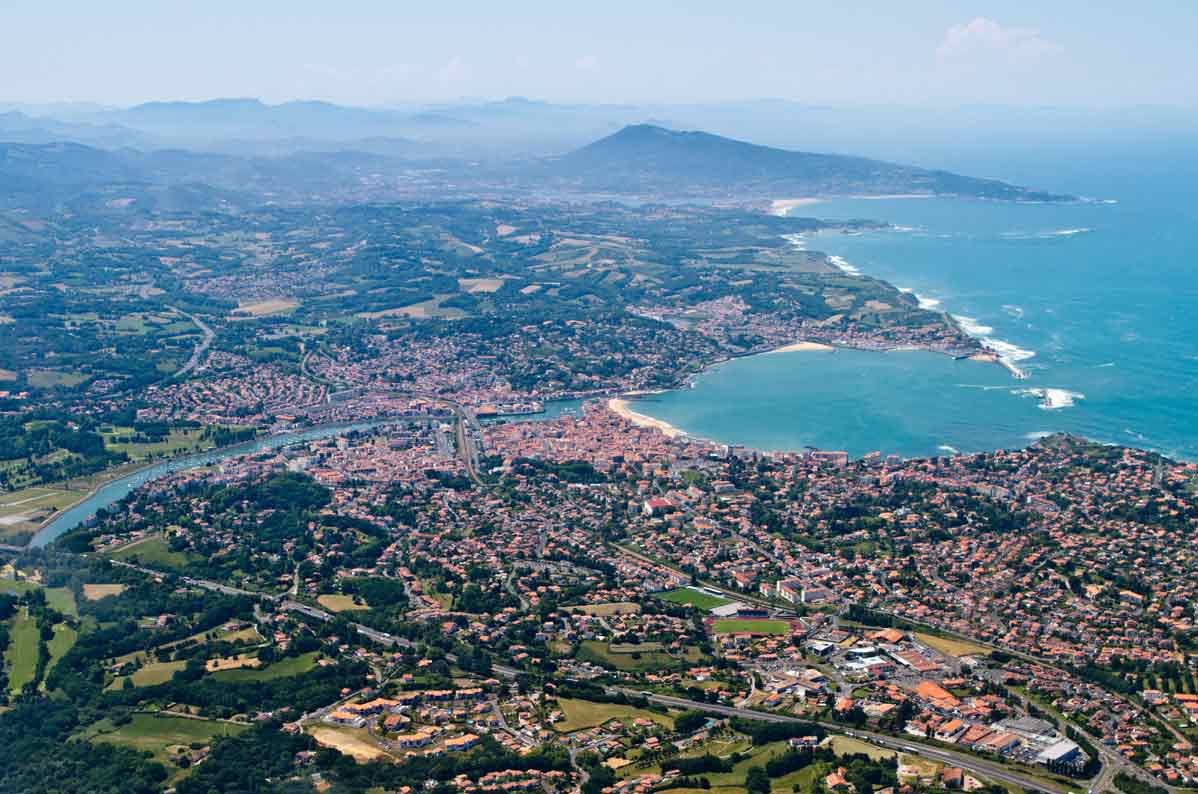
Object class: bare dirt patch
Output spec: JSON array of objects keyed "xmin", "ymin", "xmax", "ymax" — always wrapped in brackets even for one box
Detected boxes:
[
  {"xmin": 82, "ymin": 583, "xmax": 128, "ymax": 601},
  {"xmin": 309, "ymin": 726, "xmax": 392, "ymax": 761},
  {"xmin": 233, "ymin": 299, "xmax": 300, "ymax": 317},
  {"xmin": 458, "ymin": 277, "xmax": 504, "ymax": 294}
]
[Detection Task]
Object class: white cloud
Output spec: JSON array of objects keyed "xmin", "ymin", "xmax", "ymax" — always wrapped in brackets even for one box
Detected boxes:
[
  {"xmin": 437, "ymin": 56, "xmax": 471, "ymax": 84},
  {"xmin": 574, "ymin": 54, "xmax": 599, "ymax": 72},
  {"xmin": 937, "ymin": 18, "xmax": 1063, "ymax": 63}
]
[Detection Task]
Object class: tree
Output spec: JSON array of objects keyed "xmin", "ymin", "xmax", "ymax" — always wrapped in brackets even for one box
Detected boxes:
[{"xmin": 746, "ymin": 765, "xmax": 770, "ymax": 794}]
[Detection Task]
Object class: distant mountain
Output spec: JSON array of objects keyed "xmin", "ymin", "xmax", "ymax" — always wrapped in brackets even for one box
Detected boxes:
[
  {"xmin": 0, "ymin": 141, "xmax": 415, "ymax": 212},
  {"xmin": 86, "ymin": 99, "xmax": 475, "ymax": 145},
  {"xmin": 0, "ymin": 111, "xmax": 154, "ymax": 149},
  {"xmin": 541, "ymin": 124, "xmax": 1074, "ymax": 201},
  {"xmin": 0, "ymin": 142, "xmax": 248, "ymax": 212}
]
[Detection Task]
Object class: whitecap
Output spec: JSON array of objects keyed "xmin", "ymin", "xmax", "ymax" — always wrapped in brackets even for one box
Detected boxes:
[
  {"xmin": 900, "ymin": 288, "xmax": 942, "ymax": 310},
  {"xmin": 1014, "ymin": 388, "xmax": 1084, "ymax": 410},
  {"xmin": 781, "ymin": 233, "xmax": 807, "ymax": 250},
  {"xmin": 827, "ymin": 255, "xmax": 861, "ymax": 277},
  {"xmin": 1025, "ymin": 431, "xmax": 1055, "ymax": 441},
  {"xmin": 1042, "ymin": 228, "xmax": 1092, "ymax": 238},
  {"xmin": 953, "ymin": 315, "xmax": 994, "ymax": 336},
  {"xmin": 1002, "ymin": 304, "xmax": 1024, "ymax": 319},
  {"xmin": 1096, "ymin": 362, "xmax": 1115, "ymax": 368},
  {"xmin": 982, "ymin": 337, "xmax": 1036, "ymax": 362},
  {"xmin": 937, "ymin": 445, "xmax": 960, "ymax": 455}
]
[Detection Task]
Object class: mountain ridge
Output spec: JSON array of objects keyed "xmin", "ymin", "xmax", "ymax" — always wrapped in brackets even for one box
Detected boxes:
[{"xmin": 545, "ymin": 123, "xmax": 1074, "ymax": 201}]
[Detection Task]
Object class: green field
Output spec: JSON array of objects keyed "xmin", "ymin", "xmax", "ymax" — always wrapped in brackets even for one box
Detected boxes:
[
  {"xmin": 553, "ymin": 697, "xmax": 675, "ymax": 733},
  {"xmin": 830, "ymin": 735, "xmax": 896, "ymax": 760},
  {"xmin": 43, "ymin": 623, "xmax": 78, "ymax": 683},
  {"xmin": 45, "ymin": 586, "xmax": 77, "ymax": 616},
  {"xmin": 913, "ymin": 631, "xmax": 991, "ymax": 658},
  {"xmin": 210, "ymin": 651, "xmax": 318, "ymax": 682},
  {"xmin": 5, "ymin": 609, "xmax": 41, "ymax": 693},
  {"xmin": 110, "ymin": 624, "xmax": 260, "ymax": 669},
  {"xmin": 0, "ymin": 580, "xmax": 75, "ymax": 617},
  {"xmin": 102, "ymin": 427, "xmax": 214, "ymax": 461},
  {"xmin": 27, "ymin": 370, "xmax": 88, "ymax": 389},
  {"xmin": 0, "ymin": 578, "xmax": 40, "ymax": 597},
  {"xmin": 620, "ymin": 738, "xmax": 792, "ymax": 791},
  {"xmin": 659, "ymin": 587, "xmax": 733, "ymax": 611},
  {"xmin": 576, "ymin": 639, "xmax": 689, "ymax": 672},
  {"xmin": 88, "ymin": 713, "xmax": 247, "ymax": 769},
  {"xmin": 712, "ymin": 619, "xmax": 791, "ymax": 635},
  {"xmin": 108, "ymin": 535, "xmax": 197, "ymax": 569},
  {"xmin": 316, "ymin": 594, "xmax": 369, "ymax": 612},
  {"xmin": 620, "ymin": 736, "xmax": 886, "ymax": 794},
  {"xmin": 108, "ymin": 659, "xmax": 189, "ymax": 689}
]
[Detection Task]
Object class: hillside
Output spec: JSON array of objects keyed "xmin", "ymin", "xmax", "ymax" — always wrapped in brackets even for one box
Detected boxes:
[
  {"xmin": 543, "ymin": 124, "xmax": 1073, "ymax": 200},
  {"xmin": 0, "ymin": 142, "xmax": 402, "ymax": 211}
]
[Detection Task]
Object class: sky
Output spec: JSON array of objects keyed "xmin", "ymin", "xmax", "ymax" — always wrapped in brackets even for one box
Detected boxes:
[{"xmin": 4, "ymin": 0, "xmax": 1196, "ymax": 108}]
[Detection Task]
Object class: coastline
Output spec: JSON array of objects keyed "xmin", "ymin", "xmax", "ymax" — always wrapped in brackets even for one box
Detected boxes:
[
  {"xmin": 783, "ymin": 225, "xmax": 1030, "ymax": 380},
  {"xmin": 607, "ymin": 397, "xmax": 685, "ymax": 438},
  {"xmin": 769, "ymin": 197, "xmax": 824, "ymax": 216},
  {"xmin": 769, "ymin": 340, "xmax": 835, "ymax": 353}
]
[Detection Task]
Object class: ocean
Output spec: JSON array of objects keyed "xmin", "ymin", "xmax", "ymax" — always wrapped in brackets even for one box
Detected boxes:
[{"xmin": 631, "ymin": 138, "xmax": 1198, "ymax": 460}]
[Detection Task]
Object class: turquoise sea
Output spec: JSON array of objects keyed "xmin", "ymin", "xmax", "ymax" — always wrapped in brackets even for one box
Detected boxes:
[{"xmin": 632, "ymin": 139, "xmax": 1198, "ymax": 460}]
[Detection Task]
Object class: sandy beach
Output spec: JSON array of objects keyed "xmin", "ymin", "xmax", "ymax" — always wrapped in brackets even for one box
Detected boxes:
[
  {"xmin": 769, "ymin": 198, "xmax": 823, "ymax": 216},
  {"xmin": 607, "ymin": 397, "xmax": 684, "ymax": 437},
  {"xmin": 771, "ymin": 340, "xmax": 835, "ymax": 353}
]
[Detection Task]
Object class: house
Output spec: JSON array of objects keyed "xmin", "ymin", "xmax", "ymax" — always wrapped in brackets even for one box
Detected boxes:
[
  {"xmin": 776, "ymin": 579, "xmax": 804, "ymax": 603},
  {"xmin": 395, "ymin": 731, "xmax": 435, "ymax": 749},
  {"xmin": 643, "ymin": 498, "xmax": 673, "ymax": 516},
  {"xmin": 825, "ymin": 768, "xmax": 852, "ymax": 790},
  {"xmin": 936, "ymin": 719, "xmax": 967, "ymax": 742},
  {"xmin": 326, "ymin": 710, "xmax": 367, "ymax": 728},
  {"xmin": 444, "ymin": 733, "xmax": 481, "ymax": 752}
]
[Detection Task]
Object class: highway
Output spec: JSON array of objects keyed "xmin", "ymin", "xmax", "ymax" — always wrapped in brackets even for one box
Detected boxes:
[
  {"xmin": 612, "ymin": 689, "xmax": 1077, "ymax": 794},
  {"xmin": 170, "ymin": 306, "xmax": 214, "ymax": 379},
  {"xmin": 108, "ymin": 557, "xmax": 1091, "ymax": 792}
]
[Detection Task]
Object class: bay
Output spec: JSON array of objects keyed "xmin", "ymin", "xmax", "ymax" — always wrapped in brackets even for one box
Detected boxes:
[{"xmin": 632, "ymin": 140, "xmax": 1198, "ymax": 460}]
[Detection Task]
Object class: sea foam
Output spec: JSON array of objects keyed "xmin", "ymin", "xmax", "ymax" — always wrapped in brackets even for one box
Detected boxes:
[
  {"xmin": 1015, "ymin": 388, "xmax": 1084, "ymax": 410},
  {"xmin": 827, "ymin": 255, "xmax": 861, "ymax": 276},
  {"xmin": 900, "ymin": 287, "xmax": 941, "ymax": 310},
  {"xmin": 982, "ymin": 337, "xmax": 1036, "ymax": 362},
  {"xmin": 952, "ymin": 315, "xmax": 994, "ymax": 336}
]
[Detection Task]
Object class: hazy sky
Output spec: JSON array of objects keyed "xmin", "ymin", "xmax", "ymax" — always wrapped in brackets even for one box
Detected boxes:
[{"xmin": 6, "ymin": 1, "xmax": 1196, "ymax": 107}]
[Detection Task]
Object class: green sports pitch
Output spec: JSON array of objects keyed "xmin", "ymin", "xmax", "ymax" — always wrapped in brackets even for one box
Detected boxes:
[
  {"xmin": 659, "ymin": 587, "xmax": 733, "ymax": 611},
  {"xmin": 712, "ymin": 618, "xmax": 791, "ymax": 635}
]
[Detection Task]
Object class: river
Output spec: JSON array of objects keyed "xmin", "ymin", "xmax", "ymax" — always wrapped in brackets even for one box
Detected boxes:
[
  {"xmin": 29, "ymin": 398, "xmax": 589, "ymax": 550},
  {"xmin": 30, "ymin": 420, "xmax": 392, "ymax": 549}
]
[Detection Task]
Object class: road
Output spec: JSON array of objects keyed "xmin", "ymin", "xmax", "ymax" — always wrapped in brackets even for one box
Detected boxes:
[
  {"xmin": 613, "ymin": 689, "xmax": 1077, "ymax": 794},
  {"xmin": 601, "ymin": 548, "xmax": 1171, "ymax": 794},
  {"xmin": 104, "ymin": 556, "xmax": 1106, "ymax": 793},
  {"xmin": 170, "ymin": 306, "xmax": 214, "ymax": 379}
]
